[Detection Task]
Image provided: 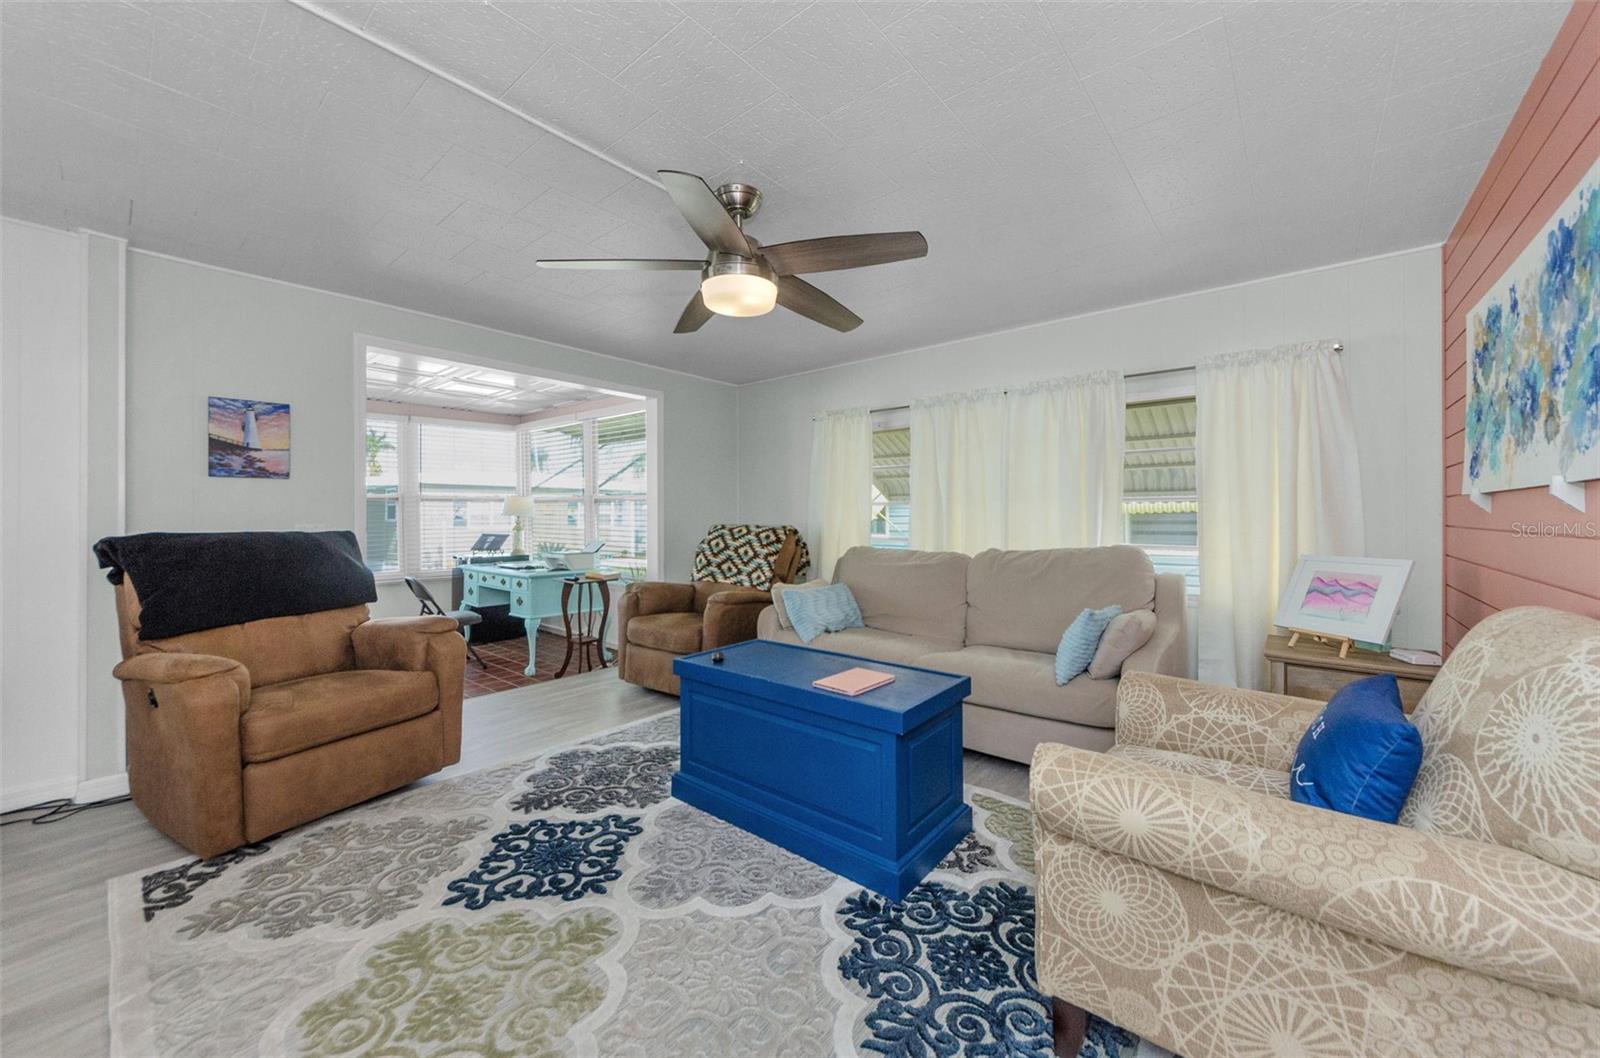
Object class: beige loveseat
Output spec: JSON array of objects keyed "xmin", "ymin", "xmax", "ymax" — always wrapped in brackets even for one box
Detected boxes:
[
  {"xmin": 757, "ymin": 546, "xmax": 1187, "ymax": 761},
  {"xmin": 1031, "ymin": 606, "xmax": 1600, "ymax": 1058}
]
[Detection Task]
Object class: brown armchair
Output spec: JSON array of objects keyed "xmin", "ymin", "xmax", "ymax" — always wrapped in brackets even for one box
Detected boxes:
[
  {"xmin": 617, "ymin": 524, "xmax": 808, "ymax": 694},
  {"xmin": 110, "ymin": 577, "xmax": 464, "ymax": 858}
]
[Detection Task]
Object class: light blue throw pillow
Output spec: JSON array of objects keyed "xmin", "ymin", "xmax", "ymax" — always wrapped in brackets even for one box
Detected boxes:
[
  {"xmin": 785, "ymin": 582, "xmax": 865, "ymax": 644},
  {"xmin": 1055, "ymin": 605, "xmax": 1122, "ymax": 685}
]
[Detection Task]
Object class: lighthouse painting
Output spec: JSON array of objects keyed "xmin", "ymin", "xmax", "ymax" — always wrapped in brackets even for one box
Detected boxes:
[{"xmin": 208, "ymin": 396, "xmax": 290, "ymax": 478}]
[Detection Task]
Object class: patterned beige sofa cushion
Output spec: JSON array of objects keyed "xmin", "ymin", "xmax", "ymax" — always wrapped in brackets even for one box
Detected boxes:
[
  {"xmin": 1031, "ymin": 743, "xmax": 1600, "ymax": 1006},
  {"xmin": 1035, "ymin": 831, "xmax": 1600, "ymax": 1058},
  {"xmin": 1115, "ymin": 671, "xmax": 1326, "ymax": 772},
  {"xmin": 1400, "ymin": 607, "xmax": 1600, "ymax": 880}
]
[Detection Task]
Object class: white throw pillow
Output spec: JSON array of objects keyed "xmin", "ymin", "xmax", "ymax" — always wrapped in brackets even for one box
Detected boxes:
[
  {"xmin": 1087, "ymin": 609, "xmax": 1157, "ymax": 679},
  {"xmin": 771, "ymin": 579, "xmax": 830, "ymax": 630}
]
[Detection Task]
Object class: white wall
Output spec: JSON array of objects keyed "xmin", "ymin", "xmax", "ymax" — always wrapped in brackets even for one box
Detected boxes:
[
  {"xmin": 736, "ymin": 246, "xmax": 1445, "ymax": 652},
  {"xmin": 2, "ymin": 221, "xmax": 87, "ymax": 809},
  {"xmin": 124, "ymin": 251, "xmax": 740, "ymax": 621}
]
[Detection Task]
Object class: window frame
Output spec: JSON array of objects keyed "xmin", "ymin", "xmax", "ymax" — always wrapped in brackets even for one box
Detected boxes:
[{"xmin": 1123, "ymin": 369, "xmax": 1199, "ymax": 598}]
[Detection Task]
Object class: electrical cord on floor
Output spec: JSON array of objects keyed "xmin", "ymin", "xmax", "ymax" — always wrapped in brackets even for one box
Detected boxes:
[{"xmin": 0, "ymin": 794, "xmax": 132, "ymax": 826}]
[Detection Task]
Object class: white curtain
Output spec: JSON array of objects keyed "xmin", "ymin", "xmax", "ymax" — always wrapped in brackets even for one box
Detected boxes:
[
  {"xmin": 1197, "ymin": 340, "xmax": 1365, "ymax": 689},
  {"xmin": 910, "ymin": 389, "xmax": 1008, "ymax": 553},
  {"xmin": 1006, "ymin": 371, "xmax": 1125, "ymax": 549},
  {"xmin": 808, "ymin": 407, "xmax": 872, "ymax": 579}
]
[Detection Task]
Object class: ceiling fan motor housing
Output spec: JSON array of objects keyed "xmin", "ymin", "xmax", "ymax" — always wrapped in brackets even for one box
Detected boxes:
[
  {"xmin": 714, "ymin": 182, "xmax": 762, "ymax": 223},
  {"xmin": 703, "ymin": 250, "xmax": 775, "ymax": 284}
]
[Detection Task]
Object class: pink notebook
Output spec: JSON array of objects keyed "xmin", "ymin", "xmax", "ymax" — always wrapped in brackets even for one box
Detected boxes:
[{"xmin": 813, "ymin": 667, "xmax": 896, "ymax": 696}]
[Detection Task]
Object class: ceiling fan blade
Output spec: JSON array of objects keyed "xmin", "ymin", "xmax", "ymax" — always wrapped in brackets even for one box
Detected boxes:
[
  {"xmin": 777, "ymin": 276, "xmax": 862, "ymax": 332},
  {"xmin": 760, "ymin": 231, "xmax": 927, "ymax": 275},
  {"xmin": 673, "ymin": 290, "xmax": 714, "ymax": 334},
  {"xmin": 535, "ymin": 258, "xmax": 703, "ymax": 271},
  {"xmin": 658, "ymin": 170, "xmax": 751, "ymax": 256}
]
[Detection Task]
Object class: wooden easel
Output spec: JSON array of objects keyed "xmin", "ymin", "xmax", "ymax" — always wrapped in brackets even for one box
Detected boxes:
[{"xmin": 1284, "ymin": 627, "xmax": 1353, "ymax": 659}]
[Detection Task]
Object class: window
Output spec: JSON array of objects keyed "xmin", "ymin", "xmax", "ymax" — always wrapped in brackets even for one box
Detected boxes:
[
  {"xmin": 871, "ymin": 411, "xmax": 911, "ymax": 549},
  {"xmin": 415, "ymin": 420, "xmax": 516, "ymax": 571},
  {"xmin": 1123, "ymin": 395, "xmax": 1198, "ymax": 593},
  {"xmin": 518, "ymin": 406, "xmax": 649, "ymax": 578},
  {"xmin": 364, "ymin": 418, "xmax": 401, "ymax": 573},
  {"xmin": 364, "ymin": 415, "xmax": 517, "ymax": 576}
]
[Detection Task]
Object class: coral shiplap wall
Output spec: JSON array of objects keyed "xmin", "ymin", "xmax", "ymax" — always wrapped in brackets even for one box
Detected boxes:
[{"xmin": 1442, "ymin": 0, "xmax": 1600, "ymax": 650}]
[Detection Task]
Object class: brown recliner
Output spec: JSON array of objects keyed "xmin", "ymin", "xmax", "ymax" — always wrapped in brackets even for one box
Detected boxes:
[
  {"xmin": 110, "ymin": 577, "xmax": 464, "ymax": 858},
  {"xmin": 618, "ymin": 525, "xmax": 807, "ymax": 695}
]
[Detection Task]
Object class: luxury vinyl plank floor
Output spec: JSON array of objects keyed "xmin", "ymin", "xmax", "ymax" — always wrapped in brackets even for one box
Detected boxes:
[{"xmin": 0, "ymin": 670, "xmax": 1027, "ymax": 1057}]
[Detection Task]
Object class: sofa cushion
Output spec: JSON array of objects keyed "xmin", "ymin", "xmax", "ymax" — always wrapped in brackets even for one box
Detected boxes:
[
  {"xmin": 1088, "ymin": 608, "xmax": 1157, "ymax": 679},
  {"xmin": 966, "ymin": 546, "xmax": 1155, "ymax": 654},
  {"xmin": 242, "ymin": 669, "xmax": 437, "ymax": 763},
  {"xmin": 771, "ymin": 579, "xmax": 829, "ymax": 630},
  {"xmin": 761, "ymin": 625, "xmax": 955, "ymax": 667},
  {"xmin": 142, "ymin": 605, "xmax": 367, "ymax": 688},
  {"xmin": 833, "ymin": 546, "xmax": 969, "ymax": 644},
  {"xmin": 784, "ymin": 583, "xmax": 864, "ymax": 643},
  {"xmin": 626, "ymin": 612, "xmax": 704, "ymax": 654},
  {"xmin": 921, "ymin": 646, "xmax": 1118, "ymax": 728}
]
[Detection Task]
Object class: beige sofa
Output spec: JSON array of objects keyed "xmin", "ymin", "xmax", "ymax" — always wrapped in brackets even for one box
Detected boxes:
[
  {"xmin": 757, "ymin": 545, "xmax": 1187, "ymax": 761},
  {"xmin": 1031, "ymin": 606, "xmax": 1600, "ymax": 1058}
]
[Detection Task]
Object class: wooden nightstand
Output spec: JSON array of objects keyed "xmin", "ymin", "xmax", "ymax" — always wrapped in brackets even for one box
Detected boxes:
[{"xmin": 1264, "ymin": 634, "xmax": 1439, "ymax": 712}]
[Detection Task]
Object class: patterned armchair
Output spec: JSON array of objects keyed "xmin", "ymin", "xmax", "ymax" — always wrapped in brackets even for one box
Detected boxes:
[
  {"xmin": 1031, "ymin": 606, "xmax": 1600, "ymax": 1058},
  {"xmin": 617, "ymin": 525, "xmax": 808, "ymax": 695}
]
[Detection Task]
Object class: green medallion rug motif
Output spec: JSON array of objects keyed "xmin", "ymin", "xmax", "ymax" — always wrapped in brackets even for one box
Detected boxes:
[{"xmin": 109, "ymin": 710, "xmax": 1151, "ymax": 1058}]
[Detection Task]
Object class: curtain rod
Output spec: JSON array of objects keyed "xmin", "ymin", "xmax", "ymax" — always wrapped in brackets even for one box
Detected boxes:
[{"xmin": 844, "ymin": 343, "xmax": 1346, "ymax": 418}]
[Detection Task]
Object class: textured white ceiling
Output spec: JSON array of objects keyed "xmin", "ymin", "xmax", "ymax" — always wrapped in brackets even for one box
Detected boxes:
[{"xmin": 1, "ymin": 1, "xmax": 1568, "ymax": 384}]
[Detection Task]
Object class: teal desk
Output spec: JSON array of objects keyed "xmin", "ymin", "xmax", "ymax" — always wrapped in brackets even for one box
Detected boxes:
[{"xmin": 460, "ymin": 564, "xmax": 626, "ymax": 677}]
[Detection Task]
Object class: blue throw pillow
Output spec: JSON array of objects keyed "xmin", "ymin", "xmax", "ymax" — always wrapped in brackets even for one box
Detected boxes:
[
  {"xmin": 1054, "ymin": 605, "xmax": 1122, "ymax": 685},
  {"xmin": 1291, "ymin": 675, "xmax": 1422, "ymax": 823},
  {"xmin": 784, "ymin": 582, "xmax": 865, "ymax": 644}
]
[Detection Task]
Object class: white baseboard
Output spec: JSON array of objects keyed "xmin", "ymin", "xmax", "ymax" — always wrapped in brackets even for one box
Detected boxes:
[
  {"xmin": 76, "ymin": 771, "xmax": 130, "ymax": 802},
  {"xmin": 1, "ymin": 775, "xmax": 80, "ymax": 813}
]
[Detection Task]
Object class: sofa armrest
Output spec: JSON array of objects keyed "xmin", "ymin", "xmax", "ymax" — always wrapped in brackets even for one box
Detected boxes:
[
  {"xmin": 351, "ymin": 616, "xmax": 460, "ymax": 671},
  {"xmin": 1114, "ymin": 671, "xmax": 1323, "ymax": 772},
  {"xmin": 351, "ymin": 616, "xmax": 465, "ymax": 767},
  {"xmin": 1121, "ymin": 572, "xmax": 1187, "ymax": 678},
  {"xmin": 756, "ymin": 605, "xmax": 781, "ymax": 639},
  {"xmin": 1030, "ymin": 743, "xmax": 1600, "ymax": 1006},
  {"xmin": 114, "ymin": 651, "xmax": 250, "ymax": 694},
  {"xmin": 703, "ymin": 589, "xmax": 772, "ymax": 650},
  {"xmin": 112, "ymin": 652, "xmax": 251, "ymax": 858}
]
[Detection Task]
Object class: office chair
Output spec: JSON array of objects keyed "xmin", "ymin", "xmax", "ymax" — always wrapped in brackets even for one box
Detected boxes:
[{"xmin": 405, "ymin": 576, "xmax": 486, "ymax": 668}]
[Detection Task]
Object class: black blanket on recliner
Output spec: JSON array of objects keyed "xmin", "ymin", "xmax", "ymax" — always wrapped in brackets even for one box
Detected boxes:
[{"xmin": 93, "ymin": 530, "xmax": 378, "ymax": 640}]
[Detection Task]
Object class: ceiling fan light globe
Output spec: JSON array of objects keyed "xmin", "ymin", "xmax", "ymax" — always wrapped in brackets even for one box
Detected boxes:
[{"xmin": 700, "ymin": 272, "xmax": 777, "ymax": 317}]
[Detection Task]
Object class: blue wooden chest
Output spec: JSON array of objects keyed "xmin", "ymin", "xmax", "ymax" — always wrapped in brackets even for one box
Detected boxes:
[{"xmin": 671, "ymin": 639, "xmax": 972, "ymax": 901}]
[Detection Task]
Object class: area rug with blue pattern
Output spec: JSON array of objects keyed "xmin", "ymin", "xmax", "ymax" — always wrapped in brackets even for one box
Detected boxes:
[{"xmin": 108, "ymin": 710, "xmax": 1158, "ymax": 1058}]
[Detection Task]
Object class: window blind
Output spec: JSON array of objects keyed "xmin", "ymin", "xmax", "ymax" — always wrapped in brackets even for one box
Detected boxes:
[
  {"xmin": 413, "ymin": 420, "xmax": 516, "ymax": 572},
  {"xmin": 363, "ymin": 417, "xmax": 402, "ymax": 573}
]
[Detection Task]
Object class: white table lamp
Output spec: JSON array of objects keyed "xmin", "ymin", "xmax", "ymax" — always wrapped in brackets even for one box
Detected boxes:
[{"xmin": 502, "ymin": 495, "xmax": 536, "ymax": 555}]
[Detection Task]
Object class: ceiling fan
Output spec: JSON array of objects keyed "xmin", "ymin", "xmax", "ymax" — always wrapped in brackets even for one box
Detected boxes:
[{"xmin": 535, "ymin": 170, "xmax": 928, "ymax": 334}]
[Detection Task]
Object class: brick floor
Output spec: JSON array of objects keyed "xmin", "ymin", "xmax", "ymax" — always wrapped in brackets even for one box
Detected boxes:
[{"xmin": 462, "ymin": 632, "xmax": 615, "ymax": 698}]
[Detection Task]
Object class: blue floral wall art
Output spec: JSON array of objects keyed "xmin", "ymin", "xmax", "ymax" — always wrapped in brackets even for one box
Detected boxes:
[{"xmin": 1464, "ymin": 155, "xmax": 1600, "ymax": 494}]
